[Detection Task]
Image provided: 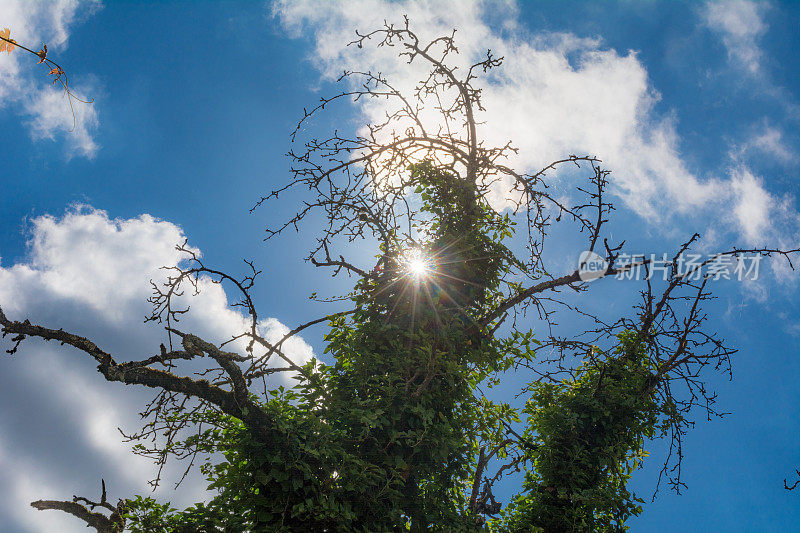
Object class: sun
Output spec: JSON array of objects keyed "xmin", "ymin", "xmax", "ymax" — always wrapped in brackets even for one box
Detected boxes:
[
  {"xmin": 409, "ymin": 257, "xmax": 429, "ymax": 277},
  {"xmin": 403, "ymin": 248, "xmax": 432, "ymax": 279}
]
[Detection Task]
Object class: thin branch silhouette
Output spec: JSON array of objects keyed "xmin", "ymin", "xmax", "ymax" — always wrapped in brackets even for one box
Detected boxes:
[{"xmin": 1, "ymin": 30, "xmax": 93, "ymax": 132}]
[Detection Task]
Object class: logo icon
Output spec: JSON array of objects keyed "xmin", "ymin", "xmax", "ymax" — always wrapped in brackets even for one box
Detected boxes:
[{"xmin": 578, "ymin": 250, "xmax": 607, "ymax": 282}]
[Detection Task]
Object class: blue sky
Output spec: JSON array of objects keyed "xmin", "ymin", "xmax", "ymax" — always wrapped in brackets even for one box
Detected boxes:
[{"xmin": 0, "ymin": 1, "xmax": 799, "ymax": 531}]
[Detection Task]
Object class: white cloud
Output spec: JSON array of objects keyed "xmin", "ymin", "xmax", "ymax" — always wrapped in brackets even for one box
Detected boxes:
[
  {"xmin": 0, "ymin": 0, "xmax": 99, "ymax": 157},
  {"xmin": 703, "ymin": 0, "xmax": 767, "ymax": 75},
  {"xmin": 274, "ymin": 0, "xmax": 796, "ymax": 246},
  {"xmin": 0, "ymin": 207, "xmax": 312, "ymax": 531},
  {"xmin": 784, "ymin": 318, "xmax": 800, "ymax": 337},
  {"xmin": 730, "ymin": 168, "xmax": 772, "ymax": 244},
  {"xmin": 26, "ymin": 83, "xmax": 99, "ymax": 158},
  {"xmin": 743, "ymin": 124, "xmax": 794, "ymax": 162},
  {"xmin": 0, "ymin": 438, "xmax": 82, "ymax": 533}
]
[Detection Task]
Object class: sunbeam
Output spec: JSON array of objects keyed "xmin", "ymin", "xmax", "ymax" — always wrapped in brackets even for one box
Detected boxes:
[{"xmin": 403, "ymin": 248, "xmax": 433, "ymax": 280}]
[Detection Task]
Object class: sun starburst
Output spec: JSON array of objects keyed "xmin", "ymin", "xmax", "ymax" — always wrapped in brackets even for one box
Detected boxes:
[{"xmin": 403, "ymin": 248, "xmax": 433, "ymax": 279}]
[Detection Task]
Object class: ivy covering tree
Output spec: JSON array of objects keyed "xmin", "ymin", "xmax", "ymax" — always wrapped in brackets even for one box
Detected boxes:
[{"xmin": 2, "ymin": 18, "xmax": 798, "ymax": 532}]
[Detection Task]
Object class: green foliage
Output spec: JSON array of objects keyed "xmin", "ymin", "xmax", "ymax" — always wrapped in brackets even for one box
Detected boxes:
[
  {"xmin": 126, "ymin": 164, "xmax": 520, "ymax": 531},
  {"xmin": 494, "ymin": 333, "xmax": 669, "ymax": 532},
  {"xmin": 123, "ymin": 166, "xmax": 665, "ymax": 532}
]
